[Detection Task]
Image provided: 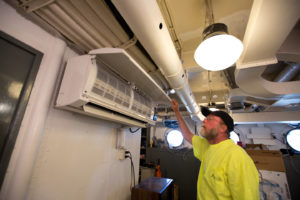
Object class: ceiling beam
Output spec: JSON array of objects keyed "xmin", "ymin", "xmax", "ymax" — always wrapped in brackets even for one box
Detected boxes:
[{"xmin": 232, "ymin": 111, "xmax": 300, "ymax": 124}]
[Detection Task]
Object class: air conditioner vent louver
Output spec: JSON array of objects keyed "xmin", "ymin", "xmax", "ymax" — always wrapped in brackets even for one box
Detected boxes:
[
  {"xmin": 56, "ymin": 48, "xmax": 169, "ymax": 127},
  {"xmin": 91, "ymin": 67, "xmax": 131, "ymax": 108}
]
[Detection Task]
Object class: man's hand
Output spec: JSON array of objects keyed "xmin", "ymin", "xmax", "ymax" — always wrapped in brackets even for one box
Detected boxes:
[
  {"xmin": 170, "ymin": 98, "xmax": 194, "ymax": 144},
  {"xmin": 171, "ymin": 99, "xmax": 179, "ymax": 112}
]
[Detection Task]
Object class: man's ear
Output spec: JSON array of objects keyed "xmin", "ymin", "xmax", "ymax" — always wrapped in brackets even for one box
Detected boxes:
[{"xmin": 220, "ymin": 124, "xmax": 228, "ymax": 134}]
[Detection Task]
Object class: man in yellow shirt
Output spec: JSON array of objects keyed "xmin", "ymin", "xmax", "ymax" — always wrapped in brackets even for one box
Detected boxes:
[{"xmin": 171, "ymin": 99, "xmax": 259, "ymax": 200}]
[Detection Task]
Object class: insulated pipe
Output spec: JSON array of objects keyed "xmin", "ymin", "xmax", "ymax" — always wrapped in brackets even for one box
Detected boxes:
[
  {"xmin": 112, "ymin": 0, "xmax": 201, "ymax": 121},
  {"xmin": 273, "ymin": 63, "xmax": 300, "ymax": 82}
]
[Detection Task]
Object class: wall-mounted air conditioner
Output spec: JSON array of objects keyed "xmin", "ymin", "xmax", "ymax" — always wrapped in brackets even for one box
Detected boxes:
[{"xmin": 56, "ymin": 48, "xmax": 170, "ymax": 127}]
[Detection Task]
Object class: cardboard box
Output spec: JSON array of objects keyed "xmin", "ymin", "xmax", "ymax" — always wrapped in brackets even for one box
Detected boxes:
[{"xmin": 246, "ymin": 150, "xmax": 286, "ymax": 172}]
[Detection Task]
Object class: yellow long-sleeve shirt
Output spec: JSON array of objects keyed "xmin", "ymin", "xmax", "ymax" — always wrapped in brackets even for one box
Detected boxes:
[{"xmin": 192, "ymin": 136, "xmax": 259, "ymax": 200}]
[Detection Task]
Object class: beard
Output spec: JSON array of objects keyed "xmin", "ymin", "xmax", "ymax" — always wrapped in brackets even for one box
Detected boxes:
[{"xmin": 200, "ymin": 126, "xmax": 219, "ymax": 140}]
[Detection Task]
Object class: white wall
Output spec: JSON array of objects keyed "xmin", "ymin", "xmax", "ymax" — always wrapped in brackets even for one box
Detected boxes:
[
  {"xmin": 152, "ymin": 116, "xmax": 293, "ymax": 151},
  {"xmin": 0, "ymin": 2, "xmax": 140, "ymax": 200},
  {"xmin": 28, "ymin": 109, "xmax": 140, "ymax": 200},
  {"xmin": 233, "ymin": 123, "xmax": 292, "ymax": 150}
]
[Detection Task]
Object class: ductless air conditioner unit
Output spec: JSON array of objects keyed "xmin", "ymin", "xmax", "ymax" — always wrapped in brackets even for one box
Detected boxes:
[{"xmin": 56, "ymin": 48, "xmax": 170, "ymax": 127}]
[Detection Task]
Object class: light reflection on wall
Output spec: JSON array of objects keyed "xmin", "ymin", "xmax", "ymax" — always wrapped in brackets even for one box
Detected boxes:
[
  {"xmin": 8, "ymin": 82, "xmax": 22, "ymax": 99},
  {"xmin": 0, "ymin": 103, "xmax": 13, "ymax": 123}
]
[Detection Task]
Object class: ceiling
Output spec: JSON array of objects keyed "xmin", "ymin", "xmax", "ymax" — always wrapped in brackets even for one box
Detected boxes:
[
  {"xmin": 157, "ymin": 0, "xmax": 252, "ymax": 108},
  {"xmin": 158, "ymin": 0, "xmax": 300, "ymax": 112},
  {"xmin": 11, "ymin": 0, "xmax": 300, "ymax": 123}
]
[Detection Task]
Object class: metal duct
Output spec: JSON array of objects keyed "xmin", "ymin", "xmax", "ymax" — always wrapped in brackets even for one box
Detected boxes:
[
  {"xmin": 111, "ymin": 0, "xmax": 202, "ymax": 121},
  {"xmin": 273, "ymin": 62, "xmax": 300, "ymax": 82}
]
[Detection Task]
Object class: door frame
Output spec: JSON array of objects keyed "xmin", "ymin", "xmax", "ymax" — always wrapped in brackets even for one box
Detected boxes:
[{"xmin": 0, "ymin": 30, "xmax": 43, "ymax": 188}]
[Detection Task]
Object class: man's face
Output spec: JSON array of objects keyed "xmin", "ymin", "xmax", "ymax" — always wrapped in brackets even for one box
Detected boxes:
[{"xmin": 200, "ymin": 114, "xmax": 224, "ymax": 140}]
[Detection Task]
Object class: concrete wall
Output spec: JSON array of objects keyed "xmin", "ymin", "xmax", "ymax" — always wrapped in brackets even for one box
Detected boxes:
[{"xmin": 0, "ymin": 2, "xmax": 140, "ymax": 200}]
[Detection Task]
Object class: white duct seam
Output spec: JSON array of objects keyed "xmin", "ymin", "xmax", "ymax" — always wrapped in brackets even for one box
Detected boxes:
[
  {"xmin": 111, "ymin": 0, "xmax": 201, "ymax": 121},
  {"xmin": 165, "ymin": 67, "xmax": 186, "ymax": 89}
]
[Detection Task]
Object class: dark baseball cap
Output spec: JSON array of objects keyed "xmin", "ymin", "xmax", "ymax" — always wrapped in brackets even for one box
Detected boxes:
[{"xmin": 201, "ymin": 106, "xmax": 234, "ymax": 133}]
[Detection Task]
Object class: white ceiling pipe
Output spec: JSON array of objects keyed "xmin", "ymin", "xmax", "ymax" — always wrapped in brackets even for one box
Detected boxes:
[
  {"xmin": 110, "ymin": 0, "xmax": 186, "ymax": 89},
  {"xmin": 176, "ymin": 80, "xmax": 198, "ymax": 114},
  {"xmin": 112, "ymin": 0, "xmax": 201, "ymax": 120}
]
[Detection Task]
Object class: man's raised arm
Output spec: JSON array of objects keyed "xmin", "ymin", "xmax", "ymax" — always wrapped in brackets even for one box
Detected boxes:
[{"xmin": 170, "ymin": 99, "xmax": 194, "ymax": 144}]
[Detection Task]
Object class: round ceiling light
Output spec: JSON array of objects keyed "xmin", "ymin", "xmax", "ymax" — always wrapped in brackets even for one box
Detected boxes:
[
  {"xmin": 194, "ymin": 23, "xmax": 243, "ymax": 71},
  {"xmin": 286, "ymin": 128, "xmax": 300, "ymax": 152}
]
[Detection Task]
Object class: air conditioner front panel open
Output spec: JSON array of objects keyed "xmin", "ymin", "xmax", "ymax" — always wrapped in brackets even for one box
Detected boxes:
[
  {"xmin": 89, "ymin": 48, "xmax": 170, "ymax": 103},
  {"xmin": 56, "ymin": 48, "xmax": 165, "ymax": 127},
  {"xmin": 56, "ymin": 55, "xmax": 96, "ymax": 107}
]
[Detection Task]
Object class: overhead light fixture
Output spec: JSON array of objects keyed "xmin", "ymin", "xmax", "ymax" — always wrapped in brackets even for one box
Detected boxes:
[
  {"xmin": 194, "ymin": 0, "xmax": 243, "ymax": 71},
  {"xmin": 194, "ymin": 23, "xmax": 243, "ymax": 71}
]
